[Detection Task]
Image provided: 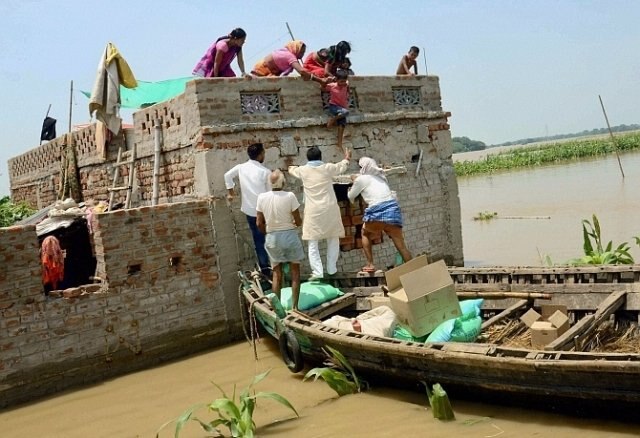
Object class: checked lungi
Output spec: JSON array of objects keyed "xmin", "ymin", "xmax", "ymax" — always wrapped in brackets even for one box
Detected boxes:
[{"xmin": 363, "ymin": 199, "xmax": 404, "ymax": 227}]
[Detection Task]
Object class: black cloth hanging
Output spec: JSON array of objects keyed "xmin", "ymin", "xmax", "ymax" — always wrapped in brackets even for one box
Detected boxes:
[{"xmin": 40, "ymin": 116, "xmax": 57, "ymax": 141}]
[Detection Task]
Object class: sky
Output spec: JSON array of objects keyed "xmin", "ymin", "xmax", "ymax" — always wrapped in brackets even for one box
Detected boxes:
[{"xmin": 1, "ymin": 0, "xmax": 639, "ymax": 195}]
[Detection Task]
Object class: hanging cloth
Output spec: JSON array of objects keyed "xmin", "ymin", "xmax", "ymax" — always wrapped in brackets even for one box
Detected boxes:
[
  {"xmin": 41, "ymin": 235, "xmax": 65, "ymax": 290},
  {"xmin": 40, "ymin": 116, "xmax": 57, "ymax": 141},
  {"xmin": 88, "ymin": 42, "xmax": 137, "ymax": 135}
]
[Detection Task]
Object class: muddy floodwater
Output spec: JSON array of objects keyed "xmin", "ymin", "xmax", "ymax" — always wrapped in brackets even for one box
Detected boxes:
[
  {"xmin": 0, "ymin": 340, "xmax": 637, "ymax": 437},
  {"xmin": 2, "ymin": 152, "xmax": 640, "ymax": 436},
  {"xmin": 457, "ymin": 150, "xmax": 640, "ymax": 266}
]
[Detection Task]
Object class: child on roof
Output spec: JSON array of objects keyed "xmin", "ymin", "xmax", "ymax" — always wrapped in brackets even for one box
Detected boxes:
[{"xmin": 396, "ymin": 46, "xmax": 419, "ymax": 75}]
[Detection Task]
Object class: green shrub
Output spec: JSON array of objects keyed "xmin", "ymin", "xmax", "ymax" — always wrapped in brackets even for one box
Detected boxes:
[{"xmin": 0, "ymin": 196, "xmax": 35, "ymax": 227}]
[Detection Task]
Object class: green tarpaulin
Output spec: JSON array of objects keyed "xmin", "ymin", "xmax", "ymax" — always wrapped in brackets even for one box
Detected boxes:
[{"xmin": 82, "ymin": 77, "xmax": 193, "ymax": 109}]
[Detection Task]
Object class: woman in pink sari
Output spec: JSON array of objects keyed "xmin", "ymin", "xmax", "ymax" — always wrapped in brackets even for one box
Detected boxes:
[
  {"xmin": 193, "ymin": 28, "xmax": 250, "ymax": 78},
  {"xmin": 252, "ymin": 40, "xmax": 327, "ymax": 84}
]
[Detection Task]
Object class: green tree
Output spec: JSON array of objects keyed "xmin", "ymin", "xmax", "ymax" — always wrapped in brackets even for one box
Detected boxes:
[
  {"xmin": 0, "ymin": 196, "xmax": 35, "ymax": 227},
  {"xmin": 452, "ymin": 136, "xmax": 487, "ymax": 153}
]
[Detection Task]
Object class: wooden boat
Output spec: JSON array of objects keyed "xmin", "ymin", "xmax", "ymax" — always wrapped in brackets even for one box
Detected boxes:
[{"xmin": 239, "ymin": 264, "xmax": 640, "ymax": 412}]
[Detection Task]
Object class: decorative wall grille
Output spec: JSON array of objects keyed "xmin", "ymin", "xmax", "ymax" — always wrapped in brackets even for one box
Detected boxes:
[
  {"xmin": 240, "ymin": 93, "xmax": 281, "ymax": 114},
  {"xmin": 392, "ymin": 87, "xmax": 422, "ymax": 106}
]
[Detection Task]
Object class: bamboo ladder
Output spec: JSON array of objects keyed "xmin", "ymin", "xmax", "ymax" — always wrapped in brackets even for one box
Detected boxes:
[{"xmin": 107, "ymin": 143, "xmax": 136, "ymax": 210}]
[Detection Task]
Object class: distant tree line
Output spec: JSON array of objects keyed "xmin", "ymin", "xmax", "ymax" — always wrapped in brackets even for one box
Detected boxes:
[
  {"xmin": 452, "ymin": 136, "xmax": 486, "ymax": 153},
  {"xmin": 452, "ymin": 123, "xmax": 640, "ymax": 153},
  {"xmin": 493, "ymin": 124, "xmax": 640, "ymax": 147}
]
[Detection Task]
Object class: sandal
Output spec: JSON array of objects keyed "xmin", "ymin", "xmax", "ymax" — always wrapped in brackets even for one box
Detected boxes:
[{"xmin": 360, "ymin": 266, "xmax": 376, "ymax": 273}]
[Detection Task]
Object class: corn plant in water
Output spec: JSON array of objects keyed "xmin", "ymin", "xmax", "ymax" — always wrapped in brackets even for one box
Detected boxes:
[
  {"xmin": 570, "ymin": 214, "xmax": 635, "ymax": 265},
  {"xmin": 156, "ymin": 369, "xmax": 298, "ymax": 438},
  {"xmin": 304, "ymin": 345, "xmax": 365, "ymax": 396},
  {"xmin": 424, "ymin": 382, "xmax": 455, "ymax": 421}
]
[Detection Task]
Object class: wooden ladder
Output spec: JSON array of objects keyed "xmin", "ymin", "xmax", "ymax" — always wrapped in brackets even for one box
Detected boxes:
[{"xmin": 108, "ymin": 144, "xmax": 136, "ymax": 210}]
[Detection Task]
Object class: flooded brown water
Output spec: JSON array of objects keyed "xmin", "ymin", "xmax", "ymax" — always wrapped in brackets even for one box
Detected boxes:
[
  {"xmin": 2, "ymin": 152, "xmax": 640, "ymax": 436},
  {"xmin": 0, "ymin": 340, "xmax": 637, "ymax": 437},
  {"xmin": 458, "ymin": 150, "xmax": 640, "ymax": 266}
]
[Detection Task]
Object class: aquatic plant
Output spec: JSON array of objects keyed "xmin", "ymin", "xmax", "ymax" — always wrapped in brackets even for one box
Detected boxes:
[
  {"xmin": 454, "ymin": 132, "xmax": 640, "ymax": 177},
  {"xmin": 304, "ymin": 345, "xmax": 365, "ymax": 396},
  {"xmin": 424, "ymin": 382, "xmax": 455, "ymax": 421},
  {"xmin": 473, "ymin": 211, "xmax": 497, "ymax": 221},
  {"xmin": 569, "ymin": 214, "xmax": 635, "ymax": 265},
  {"xmin": 156, "ymin": 369, "xmax": 298, "ymax": 438},
  {"xmin": 0, "ymin": 196, "xmax": 35, "ymax": 227}
]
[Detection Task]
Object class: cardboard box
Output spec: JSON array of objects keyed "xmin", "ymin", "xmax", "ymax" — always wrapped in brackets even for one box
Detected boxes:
[
  {"xmin": 520, "ymin": 307, "xmax": 570, "ymax": 349},
  {"xmin": 540, "ymin": 304, "xmax": 568, "ymax": 320},
  {"xmin": 366, "ymin": 292, "xmax": 391, "ymax": 309},
  {"xmin": 386, "ymin": 255, "xmax": 461, "ymax": 337}
]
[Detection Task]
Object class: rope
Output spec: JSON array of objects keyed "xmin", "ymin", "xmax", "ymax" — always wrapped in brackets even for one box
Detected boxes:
[
  {"xmin": 248, "ymin": 296, "xmax": 271, "ymax": 361},
  {"xmin": 238, "ymin": 282, "xmax": 252, "ymax": 343},
  {"xmin": 238, "ymin": 269, "xmax": 272, "ymax": 360}
]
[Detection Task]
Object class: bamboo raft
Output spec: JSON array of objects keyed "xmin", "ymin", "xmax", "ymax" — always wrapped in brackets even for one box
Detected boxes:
[{"xmin": 240, "ymin": 264, "xmax": 640, "ymax": 410}]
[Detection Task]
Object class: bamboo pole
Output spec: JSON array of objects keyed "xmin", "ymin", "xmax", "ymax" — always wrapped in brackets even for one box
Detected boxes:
[
  {"xmin": 498, "ymin": 216, "xmax": 551, "ymax": 220},
  {"xmin": 456, "ymin": 292, "xmax": 551, "ymax": 300},
  {"xmin": 422, "ymin": 46, "xmax": 428, "ymax": 75},
  {"xmin": 285, "ymin": 22, "xmax": 295, "ymax": 40},
  {"xmin": 598, "ymin": 94, "xmax": 625, "ymax": 178},
  {"xmin": 68, "ymin": 80, "xmax": 73, "ymax": 133}
]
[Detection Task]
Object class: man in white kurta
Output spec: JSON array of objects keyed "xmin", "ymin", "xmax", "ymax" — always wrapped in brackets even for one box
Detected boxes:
[{"xmin": 288, "ymin": 146, "xmax": 351, "ymax": 278}]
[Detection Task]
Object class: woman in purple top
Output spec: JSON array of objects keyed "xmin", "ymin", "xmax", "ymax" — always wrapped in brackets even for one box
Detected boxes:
[{"xmin": 193, "ymin": 28, "xmax": 250, "ymax": 78}]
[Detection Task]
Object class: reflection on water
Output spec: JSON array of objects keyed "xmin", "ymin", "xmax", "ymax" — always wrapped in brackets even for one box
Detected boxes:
[{"xmin": 458, "ymin": 151, "xmax": 640, "ymax": 266}]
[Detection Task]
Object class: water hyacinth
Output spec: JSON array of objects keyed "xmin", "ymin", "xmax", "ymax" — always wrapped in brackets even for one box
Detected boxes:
[{"xmin": 454, "ymin": 133, "xmax": 640, "ymax": 177}]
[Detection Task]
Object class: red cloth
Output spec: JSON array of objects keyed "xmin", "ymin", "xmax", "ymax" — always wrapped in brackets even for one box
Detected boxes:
[
  {"xmin": 41, "ymin": 236, "xmax": 64, "ymax": 290},
  {"xmin": 303, "ymin": 52, "xmax": 328, "ymax": 77}
]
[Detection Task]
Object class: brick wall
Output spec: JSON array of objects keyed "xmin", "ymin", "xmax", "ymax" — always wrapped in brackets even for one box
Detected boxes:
[{"xmin": 0, "ymin": 200, "xmax": 242, "ymax": 408}]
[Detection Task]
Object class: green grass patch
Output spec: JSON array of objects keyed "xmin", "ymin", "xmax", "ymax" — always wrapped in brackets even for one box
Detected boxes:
[{"xmin": 454, "ymin": 132, "xmax": 640, "ymax": 177}]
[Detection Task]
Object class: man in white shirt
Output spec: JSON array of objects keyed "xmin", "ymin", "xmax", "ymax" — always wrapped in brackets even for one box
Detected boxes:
[
  {"xmin": 256, "ymin": 170, "xmax": 304, "ymax": 310},
  {"xmin": 224, "ymin": 143, "xmax": 272, "ymax": 275},
  {"xmin": 348, "ymin": 157, "xmax": 412, "ymax": 273}
]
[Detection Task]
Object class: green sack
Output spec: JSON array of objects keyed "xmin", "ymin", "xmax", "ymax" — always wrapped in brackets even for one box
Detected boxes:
[
  {"xmin": 425, "ymin": 299, "xmax": 484, "ymax": 343},
  {"xmin": 280, "ymin": 281, "xmax": 343, "ymax": 311},
  {"xmin": 392, "ymin": 324, "xmax": 428, "ymax": 342},
  {"xmin": 450, "ymin": 312, "xmax": 482, "ymax": 342}
]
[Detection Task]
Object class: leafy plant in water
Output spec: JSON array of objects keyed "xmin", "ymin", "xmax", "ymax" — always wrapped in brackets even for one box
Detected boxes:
[
  {"xmin": 304, "ymin": 345, "xmax": 366, "ymax": 396},
  {"xmin": 156, "ymin": 369, "xmax": 298, "ymax": 438},
  {"xmin": 423, "ymin": 382, "xmax": 455, "ymax": 421},
  {"xmin": 569, "ymin": 214, "xmax": 635, "ymax": 265},
  {"xmin": 472, "ymin": 211, "xmax": 497, "ymax": 221}
]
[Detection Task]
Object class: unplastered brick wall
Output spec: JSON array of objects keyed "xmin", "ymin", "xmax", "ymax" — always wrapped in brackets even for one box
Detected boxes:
[
  {"xmin": 0, "ymin": 200, "xmax": 243, "ymax": 408},
  {"xmin": 8, "ymin": 125, "xmax": 127, "ymax": 208}
]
